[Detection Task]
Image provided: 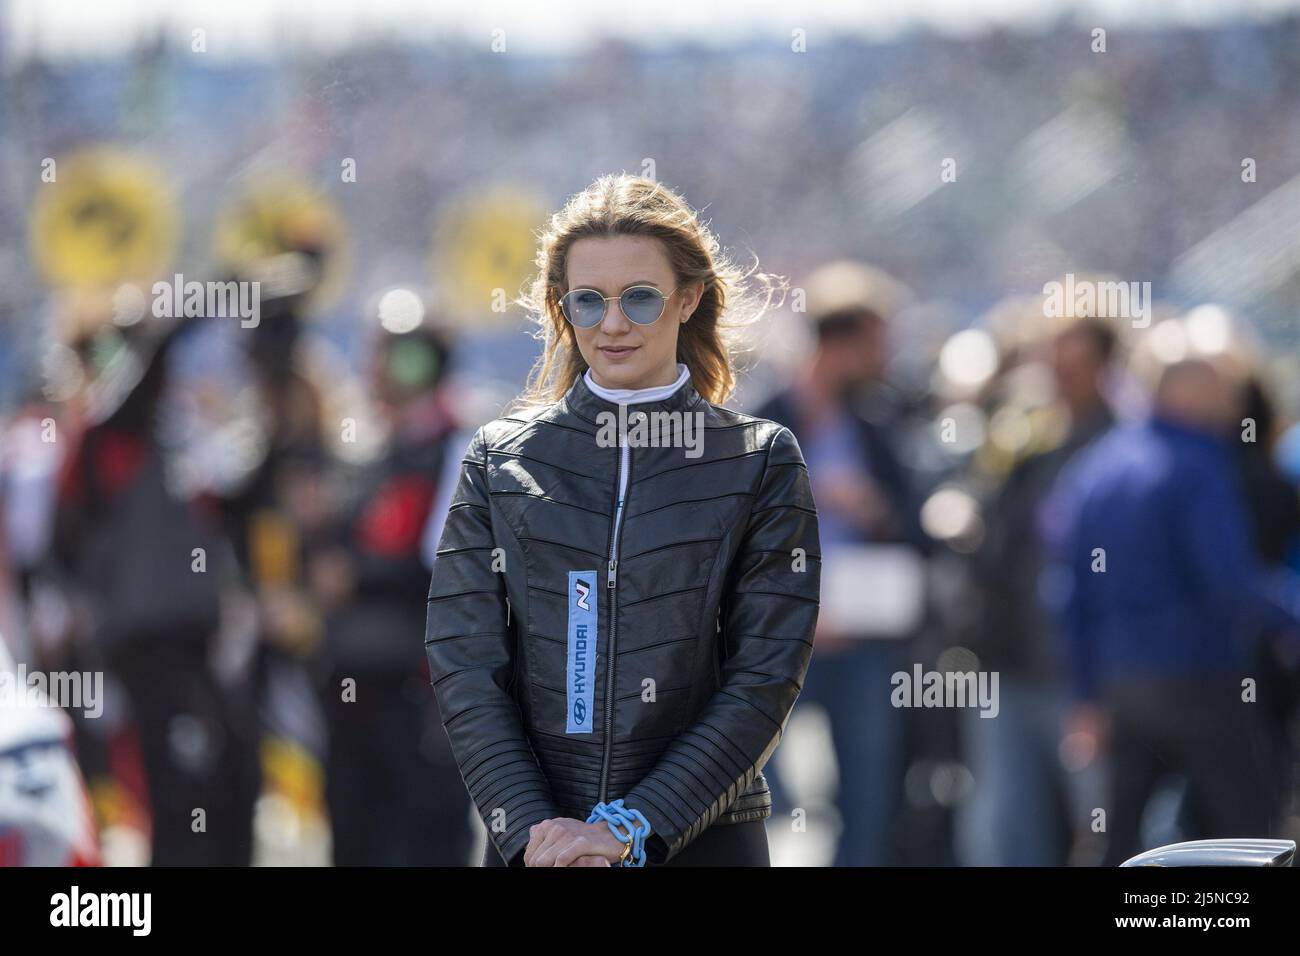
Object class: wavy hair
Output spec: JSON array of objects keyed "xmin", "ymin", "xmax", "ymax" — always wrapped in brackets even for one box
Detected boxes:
[{"xmin": 511, "ymin": 174, "xmax": 784, "ymax": 414}]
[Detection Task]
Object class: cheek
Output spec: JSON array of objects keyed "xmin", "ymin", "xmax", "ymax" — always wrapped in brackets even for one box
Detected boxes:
[
  {"xmin": 572, "ymin": 328, "xmax": 596, "ymax": 361},
  {"xmin": 647, "ymin": 317, "xmax": 680, "ymax": 354}
]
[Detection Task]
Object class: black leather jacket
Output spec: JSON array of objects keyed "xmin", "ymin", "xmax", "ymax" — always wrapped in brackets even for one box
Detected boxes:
[{"xmin": 425, "ymin": 372, "xmax": 820, "ymax": 864}]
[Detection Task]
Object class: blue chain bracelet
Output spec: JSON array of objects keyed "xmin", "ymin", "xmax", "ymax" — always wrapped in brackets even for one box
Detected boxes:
[{"xmin": 586, "ymin": 799, "xmax": 651, "ymax": 867}]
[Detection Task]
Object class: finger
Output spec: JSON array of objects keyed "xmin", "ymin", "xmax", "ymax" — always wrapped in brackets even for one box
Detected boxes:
[
  {"xmin": 554, "ymin": 836, "xmax": 598, "ymax": 868},
  {"xmin": 571, "ymin": 855, "xmax": 612, "ymax": 867},
  {"xmin": 524, "ymin": 820, "xmax": 556, "ymax": 867},
  {"xmin": 524, "ymin": 824, "xmax": 542, "ymax": 867},
  {"xmin": 530, "ymin": 828, "xmax": 569, "ymax": 868}
]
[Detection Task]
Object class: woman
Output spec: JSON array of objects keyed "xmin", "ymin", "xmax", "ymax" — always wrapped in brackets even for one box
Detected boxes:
[{"xmin": 424, "ymin": 174, "xmax": 820, "ymax": 866}]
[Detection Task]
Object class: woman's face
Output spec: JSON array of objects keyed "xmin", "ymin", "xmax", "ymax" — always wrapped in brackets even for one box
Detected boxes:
[{"xmin": 564, "ymin": 234, "xmax": 702, "ymax": 391}]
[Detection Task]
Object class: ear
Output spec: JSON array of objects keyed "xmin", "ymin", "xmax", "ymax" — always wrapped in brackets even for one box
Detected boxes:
[{"xmin": 678, "ymin": 281, "xmax": 705, "ymax": 322}]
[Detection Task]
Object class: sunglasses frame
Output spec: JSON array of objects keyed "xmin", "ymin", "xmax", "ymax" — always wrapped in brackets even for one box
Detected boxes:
[{"xmin": 558, "ymin": 284, "xmax": 678, "ymax": 329}]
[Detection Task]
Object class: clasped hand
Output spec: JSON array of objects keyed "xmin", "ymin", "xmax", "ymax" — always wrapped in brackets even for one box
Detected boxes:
[{"xmin": 523, "ymin": 818, "xmax": 628, "ymax": 867}]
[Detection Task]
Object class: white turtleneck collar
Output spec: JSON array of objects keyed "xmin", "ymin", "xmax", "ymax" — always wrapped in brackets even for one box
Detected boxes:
[{"xmin": 584, "ymin": 362, "xmax": 690, "ymax": 404}]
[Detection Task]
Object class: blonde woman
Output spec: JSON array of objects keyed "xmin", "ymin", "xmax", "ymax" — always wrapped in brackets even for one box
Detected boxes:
[{"xmin": 425, "ymin": 174, "xmax": 820, "ymax": 866}]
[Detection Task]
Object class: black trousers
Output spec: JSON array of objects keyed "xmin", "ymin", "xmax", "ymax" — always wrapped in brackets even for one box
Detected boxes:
[
  {"xmin": 482, "ymin": 818, "xmax": 770, "ymax": 867},
  {"xmin": 323, "ymin": 671, "xmax": 475, "ymax": 866},
  {"xmin": 1100, "ymin": 675, "xmax": 1275, "ymax": 866},
  {"xmin": 109, "ymin": 638, "xmax": 261, "ymax": 866}
]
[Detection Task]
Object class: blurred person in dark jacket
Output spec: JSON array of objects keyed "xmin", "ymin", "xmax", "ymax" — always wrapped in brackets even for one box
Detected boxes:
[
  {"xmin": 960, "ymin": 316, "xmax": 1117, "ymax": 866},
  {"xmin": 756, "ymin": 261, "xmax": 927, "ymax": 866},
  {"xmin": 214, "ymin": 253, "xmax": 347, "ymax": 848},
  {"xmin": 1046, "ymin": 356, "xmax": 1300, "ymax": 865},
  {"xmin": 51, "ymin": 306, "xmax": 260, "ymax": 866},
  {"xmin": 308, "ymin": 290, "xmax": 474, "ymax": 865},
  {"xmin": 1209, "ymin": 373, "xmax": 1300, "ymax": 842}
]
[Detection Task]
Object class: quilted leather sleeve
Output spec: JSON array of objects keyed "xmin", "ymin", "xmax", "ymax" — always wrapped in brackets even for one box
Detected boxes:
[
  {"xmin": 623, "ymin": 425, "xmax": 820, "ymax": 862},
  {"xmin": 424, "ymin": 425, "xmax": 560, "ymax": 864}
]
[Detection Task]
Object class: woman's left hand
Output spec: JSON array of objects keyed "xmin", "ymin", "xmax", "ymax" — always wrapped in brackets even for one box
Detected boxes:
[{"xmin": 523, "ymin": 818, "xmax": 626, "ymax": 866}]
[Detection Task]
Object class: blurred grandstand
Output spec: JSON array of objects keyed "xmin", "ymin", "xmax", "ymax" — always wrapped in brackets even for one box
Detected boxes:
[{"xmin": 2, "ymin": 10, "xmax": 1300, "ymax": 407}]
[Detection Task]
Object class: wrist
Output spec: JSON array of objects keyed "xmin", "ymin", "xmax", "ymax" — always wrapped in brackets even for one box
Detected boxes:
[
  {"xmin": 588, "ymin": 821, "xmax": 628, "ymax": 861},
  {"xmin": 586, "ymin": 799, "xmax": 653, "ymax": 867}
]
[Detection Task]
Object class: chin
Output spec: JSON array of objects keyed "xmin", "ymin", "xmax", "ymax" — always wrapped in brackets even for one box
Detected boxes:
[{"xmin": 591, "ymin": 360, "xmax": 646, "ymax": 389}]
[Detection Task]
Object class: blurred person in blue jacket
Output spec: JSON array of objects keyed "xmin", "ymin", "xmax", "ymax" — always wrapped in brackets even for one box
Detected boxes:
[{"xmin": 1045, "ymin": 356, "xmax": 1300, "ymax": 865}]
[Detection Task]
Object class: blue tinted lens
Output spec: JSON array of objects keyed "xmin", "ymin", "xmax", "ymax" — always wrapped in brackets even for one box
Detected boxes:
[
  {"xmin": 621, "ymin": 287, "xmax": 666, "ymax": 325},
  {"xmin": 563, "ymin": 290, "xmax": 606, "ymax": 328}
]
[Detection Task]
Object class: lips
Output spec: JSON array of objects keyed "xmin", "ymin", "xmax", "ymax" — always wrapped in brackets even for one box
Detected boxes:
[{"xmin": 599, "ymin": 346, "xmax": 638, "ymax": 356}]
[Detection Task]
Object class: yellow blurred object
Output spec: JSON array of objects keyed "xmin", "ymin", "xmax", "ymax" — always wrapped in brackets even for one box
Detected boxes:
[
  {"xmin": 259, "ymin": 735, "xmax": 325, "ymax": 819},
  {"xmin": 29, "ymin": 147, "xmax": 178, "ymax": 289},
  {"xmin": 87, "ymin": 774, "xmax": 148, "ymax": 832},
  {"xmin": 249, "ymin": 509, "xmax": 300, "ymax": 587},
  {"xmin": 972, "ymin": 402, "xmax": 1065, "ymax": 478},
  {"xmin": 432, "ymin": 184, "xmax": 548, "ymax": 324},
  {"xmin": 259, "ymin": 585, "xmax": 324, "ymax": 655},
  {"xmin": 213, "ymin": 174, "xmax": 350, "ymax": 310}
]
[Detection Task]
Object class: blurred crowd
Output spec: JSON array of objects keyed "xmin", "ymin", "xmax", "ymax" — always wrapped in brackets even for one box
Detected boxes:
[
  {"xmin": 757, "ymin": 264, "xmax": 1300, "ymax": 866},
  {"xmin": 1, "ymin": 265, "xmax": 483, "ymax": 865},
  {"xmin": 3, "ymin": 13, "xmax": 1300, "ymax": 866}
]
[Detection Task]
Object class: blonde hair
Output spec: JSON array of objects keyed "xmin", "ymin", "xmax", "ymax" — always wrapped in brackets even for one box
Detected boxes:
[{"xmin": 511, "ymin": 174, "xmax": 784, "ymax": 414}]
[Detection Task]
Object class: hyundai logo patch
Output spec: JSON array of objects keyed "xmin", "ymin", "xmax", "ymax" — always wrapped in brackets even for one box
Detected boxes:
[{"xmin": 566, "ymin": 570, "xmax": 598, "ymax": 734}]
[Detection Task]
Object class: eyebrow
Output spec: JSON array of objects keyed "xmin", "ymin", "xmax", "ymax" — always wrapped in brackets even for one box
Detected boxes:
[{"xmin": 567, "ymin": 280, "xmax": 664, "ymax": 294}]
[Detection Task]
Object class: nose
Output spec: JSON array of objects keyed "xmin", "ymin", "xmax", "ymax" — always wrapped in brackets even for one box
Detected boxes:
[{"xmin": 599, "ymin": 295, "xmax": 632, "ymax": 334}]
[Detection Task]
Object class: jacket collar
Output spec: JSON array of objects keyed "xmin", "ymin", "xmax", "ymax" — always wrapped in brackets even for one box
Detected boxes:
[{"xmin": 562, "ymin": 368, "xmax": 703, "ymax": 426}]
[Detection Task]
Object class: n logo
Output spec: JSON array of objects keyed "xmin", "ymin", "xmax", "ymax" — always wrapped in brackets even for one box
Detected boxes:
[{"xmin": 575, "ymin": 579, "xmax": 591, "ymax": 611}]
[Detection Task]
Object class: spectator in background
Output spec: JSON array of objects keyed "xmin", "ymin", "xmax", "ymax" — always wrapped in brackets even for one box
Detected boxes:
[
  {"xmin": 214, "ymin": 253, "xmax": 344, "ymax": 844},
  {"xmin": 308, "ymin": 291, "xmax": 475, "ymax": 865},
  {"xmin": 756, "ymin": 261, "xmax": 928, "ymax": 866},
  {"xmin": 960, "ymin": 316, "xmax": 1118, "ymax": 866},
  {"xmin": 1047, "ymin": 356, "xmax": 1300, "ymax": 865},
  {"xmin": 51, "ymin": 308, "xmax": 260, "ymax": 866},
  {"xmin": 1224, "ymin": 373, "xmax": 1300, "ymax": 840}
]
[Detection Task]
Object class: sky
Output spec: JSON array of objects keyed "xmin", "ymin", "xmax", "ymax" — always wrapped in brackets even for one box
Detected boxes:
[{"xmin": 7, "ymin": 0, "xmax": 1300, "ymax": 61}]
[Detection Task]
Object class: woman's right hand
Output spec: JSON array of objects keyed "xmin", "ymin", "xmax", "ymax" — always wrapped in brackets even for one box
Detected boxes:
[{"xmin": 524, "ymin": 818, "xmax": 626, "ymax": 866}]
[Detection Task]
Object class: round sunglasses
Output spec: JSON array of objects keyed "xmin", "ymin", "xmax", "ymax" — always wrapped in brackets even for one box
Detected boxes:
[{"xmin": 559, "ymin": 285, "xmax": 677, "ymax": 329}]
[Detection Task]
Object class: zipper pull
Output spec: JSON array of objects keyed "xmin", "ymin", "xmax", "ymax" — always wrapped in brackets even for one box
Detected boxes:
[{"xmin": 608, "ymin": 559, "xmax": 617, "ymax": 588}]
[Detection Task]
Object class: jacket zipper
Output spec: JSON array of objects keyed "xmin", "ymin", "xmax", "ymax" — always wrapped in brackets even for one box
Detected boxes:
[{"xmin": 598, "ymin": 435, "xmax": 632, "ymax": 803}]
